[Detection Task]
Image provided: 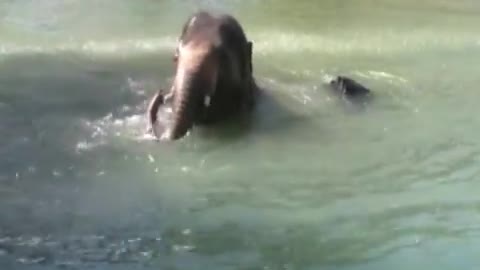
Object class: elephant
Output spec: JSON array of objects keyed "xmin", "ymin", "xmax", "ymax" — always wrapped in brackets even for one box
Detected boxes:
[{"xmin": 147, "ymin": 11, "xmax": 258, "ymax": 141}]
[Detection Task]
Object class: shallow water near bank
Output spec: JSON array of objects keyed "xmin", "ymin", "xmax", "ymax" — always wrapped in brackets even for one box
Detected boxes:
[{"xmin": 1, "ymin": 0, "xmax": 480, "ymax": 269}]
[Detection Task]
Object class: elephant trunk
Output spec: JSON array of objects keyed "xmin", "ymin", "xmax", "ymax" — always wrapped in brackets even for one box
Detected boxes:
[
  {"xmin": 167, "ymin": 71, "xmax": 199, "ymax": 140},
  {"xmin": 149, "ymin": 45, "xmax": 218, "ymax": 141},
  {"xmin": 166, "ymin": 64, "xmax": 217, "ymax": 140}
]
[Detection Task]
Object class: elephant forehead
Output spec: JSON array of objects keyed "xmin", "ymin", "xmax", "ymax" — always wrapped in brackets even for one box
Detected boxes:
[
  {"xmin": 182, "ymin": 12, "xmax": 221, "ymax": 43},
  {"xmin": 178, "ymin": 38, "xmax": 220, "ymax": 60},
  {"xmin": 180, "ymin": 32, "xmax": 221, "ymax": 49},
  {"xmin": 178, "ymin": 44, "xmax": 209, "ymax": 61},
  {"xmin": 176, "ymin": 45, "xmax": 218, "ymax": 75}
]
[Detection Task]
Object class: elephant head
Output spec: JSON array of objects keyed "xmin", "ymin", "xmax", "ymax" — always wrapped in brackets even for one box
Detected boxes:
[{"xmin": 148, "ymin": 11, "xmax": 256, "ymax": 141}]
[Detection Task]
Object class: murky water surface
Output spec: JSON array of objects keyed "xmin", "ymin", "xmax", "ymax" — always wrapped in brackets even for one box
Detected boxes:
[{"xmin": 1, "ymin": 0, "xmax": 480, "ymax": 269}]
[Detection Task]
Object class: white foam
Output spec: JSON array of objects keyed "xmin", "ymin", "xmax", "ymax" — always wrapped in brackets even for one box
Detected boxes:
[
  {"xmin": 321, "ymin": 74, "xmax": 336, "ymax": 84},
  {"xmin": 1, "ymin": 29, "xmax": 475, "ymax": 58},
  {"xmin": 0, "ymin": 37, "xmax": 177, "ymax": 56},
  {"xmin": 75, "ymin": 140, "xmax": 105, "ymax": 153},
  {"xmin": 251, "ymin": 30, "xmax": 478, "ymax": 55},
  {"xmin": 365, "ymin": 71, "xmax": 408, "ymax": 83},
  {"xmin": 74, "ymin": 95, "xmax": 176, "ymax": 150}
]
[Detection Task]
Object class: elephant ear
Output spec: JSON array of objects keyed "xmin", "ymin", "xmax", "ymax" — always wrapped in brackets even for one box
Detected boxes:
[
  {"xmin": 246, "ymin": 41, "xmax": 253, "ymax": 75},
  {"xmin": 242, "ymin": 41, "xmax": 256, "ymax": 110}
]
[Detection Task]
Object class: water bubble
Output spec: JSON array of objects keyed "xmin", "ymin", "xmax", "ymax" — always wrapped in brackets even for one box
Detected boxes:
[
  {"xmin": 127, "ymin": 238, "xmax": 142, "ymax": 252},
  {"xmin": 172, "ymin": 244, "xmax": 195, "ymax": 252},
  {"xmin": 140, "ymin": 251, "xmax": 153, "ymax": 259},
  {"xmin": 108, "ymin": 247, "xmax": 129, "ymax": 262},
  {"xmin": 113, "ymin": 119, "xmax": 123, "ymax": 126},
  {"xmin": 52, "ymin": 170, "xmax": 62, "ymax": 177},
  {"xmin": 414, "ymin": 237, "xmax": 421, "ymax": 244},
  {"xmin": 17, "ymin": 257, "xmax": 47, "ymax": 265},
  {"xmin": 24, "ymin": 237, "xmax": 42, "ymax": 246}
]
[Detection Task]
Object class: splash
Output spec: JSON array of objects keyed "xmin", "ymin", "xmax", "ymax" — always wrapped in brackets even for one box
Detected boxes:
[
  {"xmin": 74, "ymin": 77, "xmax": 173, "ymax": 153},
  {"xmin": 251, "ymin": 30, "xmax": 480, "ymax": 55},
  {"xmin": 0, "ymin": 37, "xmax": 177, "ymax": 57},
  {"xmin": 1, "ymin": 28, "xmax": 477, "ymax": 59}
]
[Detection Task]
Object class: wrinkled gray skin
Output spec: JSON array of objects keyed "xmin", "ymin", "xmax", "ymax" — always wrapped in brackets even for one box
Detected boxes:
[{"xmin": 147, "ymin": 11, "xmax": 257, "ymax": 141}]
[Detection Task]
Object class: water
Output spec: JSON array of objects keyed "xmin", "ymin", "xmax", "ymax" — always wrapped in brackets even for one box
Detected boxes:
[{"xmin": 1, "ymin": 0, "xmax": 480, "ymax": 269}]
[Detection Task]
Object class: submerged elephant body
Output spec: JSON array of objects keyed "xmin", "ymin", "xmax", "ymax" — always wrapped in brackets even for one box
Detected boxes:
[
  {"xmin": 148, "ymin": 11, "xmax": 257, "ymax": 140},
  {"xmin": 327, "ymin": 76, "xmax": 373, "ymax": 102}
]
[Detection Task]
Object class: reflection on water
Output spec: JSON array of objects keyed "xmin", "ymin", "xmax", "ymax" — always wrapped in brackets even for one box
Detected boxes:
[{"xmin": 1, "ymin": 0, "xmax": 480, "ymax": 269}]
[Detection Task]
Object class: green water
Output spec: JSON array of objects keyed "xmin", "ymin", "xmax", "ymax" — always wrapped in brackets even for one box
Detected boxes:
[{"xmin": 1, "ymin": 0, "xmax": 480, "ymax": 269}]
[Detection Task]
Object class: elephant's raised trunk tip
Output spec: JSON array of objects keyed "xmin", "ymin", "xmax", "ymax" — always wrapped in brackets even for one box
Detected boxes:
[{"xmin": 147, "ymin": 90, "xmax": 165, "ymax": 139}]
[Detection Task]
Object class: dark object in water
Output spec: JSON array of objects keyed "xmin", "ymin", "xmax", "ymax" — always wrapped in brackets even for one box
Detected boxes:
[{"xmin": 328, "ymin": 75, "xmax": 372, "ymax": 101}]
